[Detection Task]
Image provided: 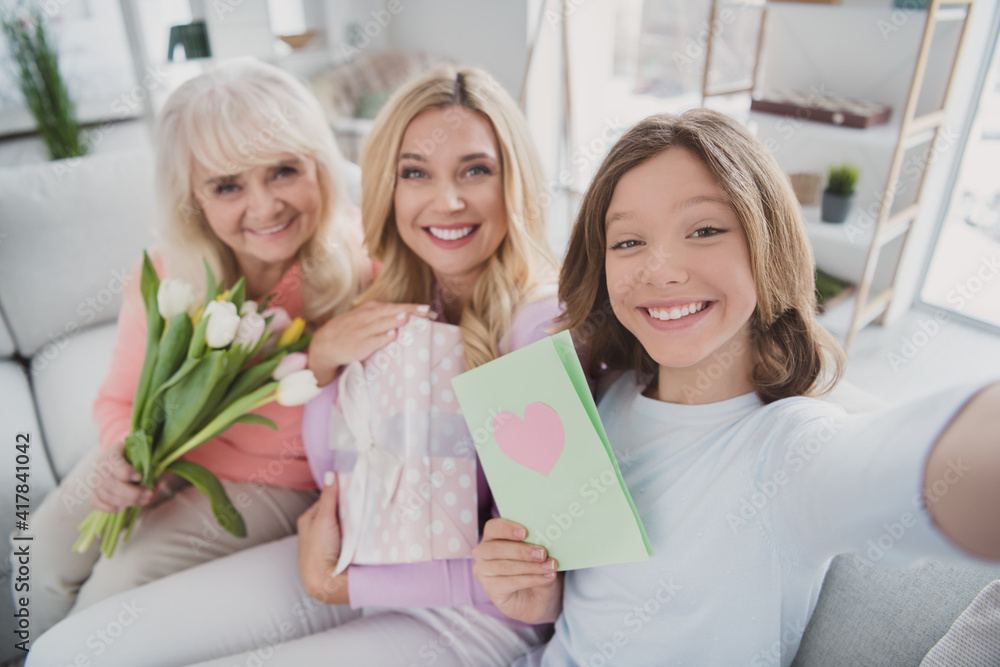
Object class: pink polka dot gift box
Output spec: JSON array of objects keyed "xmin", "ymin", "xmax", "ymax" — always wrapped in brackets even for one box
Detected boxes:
[{"xmin": 328, "ymin": 317, "xmax": 478, "ymax": 573}]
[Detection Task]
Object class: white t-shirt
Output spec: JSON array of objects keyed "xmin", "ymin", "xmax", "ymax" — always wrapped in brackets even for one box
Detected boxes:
[{"xmin": 518, "ymin": 373, "xmax": 981, "ymax": 667}]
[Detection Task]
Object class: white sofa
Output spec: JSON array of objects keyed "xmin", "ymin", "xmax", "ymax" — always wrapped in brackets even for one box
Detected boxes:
[
  {"xmin": 1, "ymin": 149, "xmax": 997, "ymax": 666},
  {"xmin": 0, "ymin": 149, "xmax": 157, "ymax": 663}
]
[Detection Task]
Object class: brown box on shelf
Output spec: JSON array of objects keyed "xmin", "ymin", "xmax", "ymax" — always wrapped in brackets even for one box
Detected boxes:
[
  {"xmin": 751, "ymin": 90, "xmax": 891, "ymax": 129},
  {"xmin": 790, "ymin": 172, "xmax": 822, "ymax": 205}
]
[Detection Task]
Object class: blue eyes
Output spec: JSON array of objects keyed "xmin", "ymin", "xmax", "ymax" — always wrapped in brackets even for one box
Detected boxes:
[{"xmin": 398, "ymin": 165, "xmax": 493, "ymax": 180}]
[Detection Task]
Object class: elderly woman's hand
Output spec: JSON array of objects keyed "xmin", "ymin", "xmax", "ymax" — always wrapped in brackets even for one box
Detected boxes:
[{"xmin": 90, "ymin": 440, "xmax": 157, "ymax": 514}]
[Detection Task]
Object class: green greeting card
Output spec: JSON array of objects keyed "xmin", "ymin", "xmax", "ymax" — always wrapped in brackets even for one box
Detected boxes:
[{"xmin": 451, "ymin": 330, "xmax": 652, "ymax": 571}]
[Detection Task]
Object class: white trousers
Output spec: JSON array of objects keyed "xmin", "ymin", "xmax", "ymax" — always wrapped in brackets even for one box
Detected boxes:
[
  {"xmin": 26, "ymin": 535, "xmax": 547, "ymax": 667},
  {"xmin": 18, "ymin": 448, "xmax": 317, "ymax": 636}
]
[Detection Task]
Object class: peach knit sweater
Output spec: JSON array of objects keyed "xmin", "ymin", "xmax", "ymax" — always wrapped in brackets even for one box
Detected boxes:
[{"xmin": 92, "ymin": 256, "xmax": 316, "ymax": 490}]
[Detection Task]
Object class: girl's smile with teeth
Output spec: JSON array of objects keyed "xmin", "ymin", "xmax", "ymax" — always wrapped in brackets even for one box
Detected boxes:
[
  {"xmin": 646, "ymin": 302, "xmax": 709, "ymax": 321},
  {"xmin": 604, "ymin": 147, "xmax": 757, "ymax": 372}
]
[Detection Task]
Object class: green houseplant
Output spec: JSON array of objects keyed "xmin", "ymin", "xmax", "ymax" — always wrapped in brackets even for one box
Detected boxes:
[
  {"xmin": 1, "ymin": 3, "xmax": 87, "ymax": 160},
  {"xmin": 821, "ymin": 163, "xmax": 859, "ymax": 223}
]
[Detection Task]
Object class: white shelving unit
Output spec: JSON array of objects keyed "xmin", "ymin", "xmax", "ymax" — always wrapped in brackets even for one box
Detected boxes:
[{"xmin": 703, "ymin": 0, "xmax": 976, "ymax": 350}]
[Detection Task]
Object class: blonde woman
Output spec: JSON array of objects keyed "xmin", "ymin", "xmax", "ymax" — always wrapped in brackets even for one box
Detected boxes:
[
  {"xmin": 27, "ymin": 64, "xmax": 563, "ymax": 667},
  {"xmin": 24, "ymin": 58, "xmax": 400, "ymax": 636}
]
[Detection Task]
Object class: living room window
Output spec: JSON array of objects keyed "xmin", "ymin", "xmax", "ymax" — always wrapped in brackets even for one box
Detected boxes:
[{"xmin": 920, "ymin": 27, "xmax": 1000, "ymax": 331}]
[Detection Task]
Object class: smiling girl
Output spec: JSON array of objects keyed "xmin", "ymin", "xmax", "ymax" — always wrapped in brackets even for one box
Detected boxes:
[
  {"xmin": 472, "ymin": 109, "xmax": 1000, "ymax": 666},
  {"xmin": 25, "ymin": 59, "xmax": 376, "ymax": 636}
]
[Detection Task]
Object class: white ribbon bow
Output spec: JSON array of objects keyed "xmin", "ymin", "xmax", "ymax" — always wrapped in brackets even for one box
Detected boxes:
[{"xmin": 328, "ymin": 361, "xmax": 403, "ymax": 575}]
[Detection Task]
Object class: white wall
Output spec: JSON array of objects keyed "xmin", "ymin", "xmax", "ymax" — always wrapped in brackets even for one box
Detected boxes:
[{"xmin": 381, "ymin": 0, "xmax": 530, "ymax": 99}]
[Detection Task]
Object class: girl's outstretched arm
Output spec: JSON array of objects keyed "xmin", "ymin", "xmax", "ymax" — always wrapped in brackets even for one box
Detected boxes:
[
  {"xmin": 924, "ymin": 382, "xmax": 1000, "ymax": 559},
  {"xmin": 472, "ymin": 518, "xmax": 563, "ymax": 624}
]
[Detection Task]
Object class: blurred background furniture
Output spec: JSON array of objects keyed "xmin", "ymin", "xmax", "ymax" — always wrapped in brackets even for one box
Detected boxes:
[{"xmin": 310, "ymin": 50, "xmax": 451, "ymax": 162}]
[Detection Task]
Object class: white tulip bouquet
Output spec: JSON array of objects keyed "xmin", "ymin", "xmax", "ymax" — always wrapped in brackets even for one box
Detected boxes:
[{"xmin": 74, "ymin": 252, "xmax": 322, "ymax": 557}]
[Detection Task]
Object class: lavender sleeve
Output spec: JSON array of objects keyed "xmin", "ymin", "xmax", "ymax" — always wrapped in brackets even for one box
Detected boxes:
[
  {"xmin": 346, "ymin": 295, "xmax": 567, "ymax": 616},
  {"xmin": 302, "ymin": 380, "xmax": 342, "ymax": 490}
]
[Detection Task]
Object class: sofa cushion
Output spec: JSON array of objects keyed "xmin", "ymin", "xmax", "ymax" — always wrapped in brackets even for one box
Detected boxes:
[
  {"xmin": 0, "ymin": 359, "xmax": 57, "ymax": 664},
  {"xmin": 0, "ymin": 361, "xmax": 57, "ymax": 504},
  {"xmin": 921, "ymin": 579, "xmax": 1000, "ymax": 666},
  {"xmin": 792, "ymin": 553, "xmax": 1000, "ymax": 666},
  {"xmin": 0, "ymin": 150, "xmax": 156, "ymax": 357},
  {"xmin": 0, "ymin": 309, "xmax": 14, "ymax": 358},
  {"xmin": 30, "ymin": 321, "xmax": 118, "ymax": 481}
]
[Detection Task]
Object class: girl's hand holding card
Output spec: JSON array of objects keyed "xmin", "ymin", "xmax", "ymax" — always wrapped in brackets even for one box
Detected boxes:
[{"xmin": 472, "ymin": 517, "xmax": 563, "ymax": 624}]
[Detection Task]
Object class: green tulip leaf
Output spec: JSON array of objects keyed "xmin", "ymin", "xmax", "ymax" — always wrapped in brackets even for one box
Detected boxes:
[
  {"xmin": 227, "ymin": 277, "xmax": 246, "ymax": 312},
  {"xmin": 124, "ymin": 430, "xmax": 152, "ymax": 482},
  {"xmin": 203, "ymin": 258, "xmax": 219, "ymax": 305},
  {"xmin": 165, "ymin": 460, "xmax": 247, "ymax": 538},
  {"xmin": 131, "ymin": 251, "xmax": 164, "ymax": 431},
  {"xmin": 141, "ymin": 312, "xmax": 193, "ymax": 435},
  {"xmin": 234, "ymin": 414, "xmax": 278, "ymax": 431},
  {"xmin": 158, "ymin": 351, "xmax": 229, "ymax": 455}
]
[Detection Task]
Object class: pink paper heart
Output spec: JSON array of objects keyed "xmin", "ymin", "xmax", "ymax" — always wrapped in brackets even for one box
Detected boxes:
[{"xmin": 492, "ymin": 402, "xmax": 564, "ymax": 476}]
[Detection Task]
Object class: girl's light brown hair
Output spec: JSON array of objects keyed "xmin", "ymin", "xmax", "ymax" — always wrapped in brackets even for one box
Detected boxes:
[
  {"xmin": 359, "ymin": 64, "xmax": 558, "ymax": 370},
  {"xmin": 559, "ymin": 109, "xmax": 844, "ymax": 403}
]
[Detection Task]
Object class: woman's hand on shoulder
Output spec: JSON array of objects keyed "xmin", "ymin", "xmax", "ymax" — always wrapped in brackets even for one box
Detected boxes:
[
  {"xmin": 308, "ymin": 301, "xmax": 431, "ymax": 386},
  {"xmin": 90, "ymin": 441, "xmax": 156, "ymax": 513},
  {"xmin": 472, "ymin": 518, "xmax": 563, "ymax": 624}
]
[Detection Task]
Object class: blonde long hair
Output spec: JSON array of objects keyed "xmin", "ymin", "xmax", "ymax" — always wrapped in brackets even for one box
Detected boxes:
[
  {"xmin": 559, "ymin": 110, "xmax": 844, "ymax": 403},
  {"xmin": 359, "ymin": 65, "xmax": 558, "ymax": 369},
  {"xmin": 156, "ymin": 58, "xmax": 365, "ymax": 321}
]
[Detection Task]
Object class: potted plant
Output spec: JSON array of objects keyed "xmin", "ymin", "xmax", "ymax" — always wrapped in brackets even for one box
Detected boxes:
[
  {"xmin": 1, "ymin": 4, "xmax": 87, "ymax": 160},
  {"xmin": 821, "ymin": 163, "xmax": 859, "ymax": 223}
]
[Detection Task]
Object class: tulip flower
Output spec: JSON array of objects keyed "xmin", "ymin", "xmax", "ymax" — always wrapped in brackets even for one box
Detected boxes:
[
  {"xmin": 74, "ymin": 251, "xmax": 318, "ymax": 559},
  {"xmin": 204, "ymin": 300, "xmax": 241, "ymax": 348},
  {"xmin": 157, "ymin": 279, "xmax": 197, "ymax": 320},
  {"xmin": 273, "ymin": 351, "xmax": 308, "ymax": 380},
  {"xmin": 233, "ymin": 312, "xmax": 266, "ymax": 350},
  {"xmin": 264, "ymin": 306, "xmax": 292, "ymax": 334},
  {"xmin": 277, "ymin": 317, "xmax": 306, "ymax": 348},
  {"xmin": 276, "ymin": 369, "xmax": 322, "ymax": 406}
]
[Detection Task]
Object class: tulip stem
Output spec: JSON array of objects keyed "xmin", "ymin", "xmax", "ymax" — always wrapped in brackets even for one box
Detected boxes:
[{"xmin": 153, "ymin": 384, "xmax": 278, "ymax": 476}]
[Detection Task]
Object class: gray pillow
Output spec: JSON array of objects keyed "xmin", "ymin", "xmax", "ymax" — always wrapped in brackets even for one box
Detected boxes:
[
  {"xmin": 792, "ymin": 554, "xmax": 1000, "ymax": 666},
  {"xmin": 921, "ymin": 580, "xmax": 1000, "ymax": 666}
]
